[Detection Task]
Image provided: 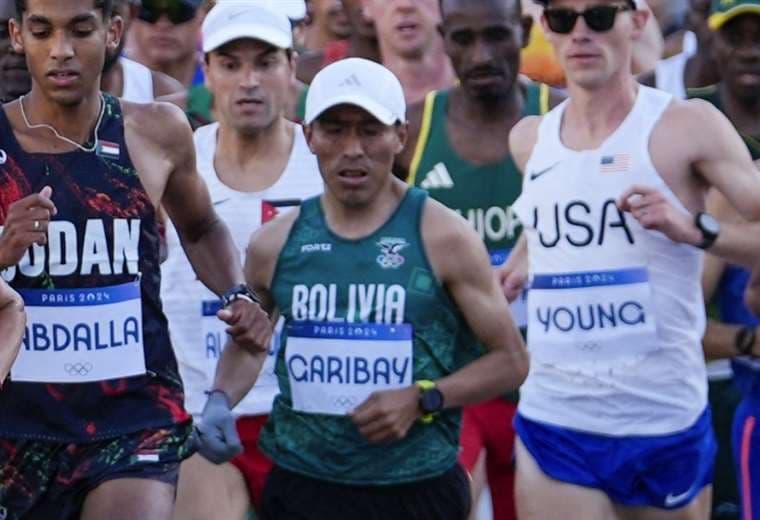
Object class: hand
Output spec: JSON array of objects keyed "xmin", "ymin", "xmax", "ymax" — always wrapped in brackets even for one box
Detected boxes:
[
  {"xmin": 0, "ymin": 187, "xmax": 57, "ymax": 269},
  {"xmin": 193, "ymin": 391, "xmax": 242, "ymax": 464},
  {"xmin": 499, "ymin": 264, "xmax": 527, "ymax": 303},
  {"xmin": 217, "ymin": 298, "xmax": 272, "ymax": 353},
  {"xmin": 618, "ymin": 185, "xmax": 702, "ymax": 246},
  {"xmin": 350, "ymin": 386, "xmax": 421, "ymax": 444}
]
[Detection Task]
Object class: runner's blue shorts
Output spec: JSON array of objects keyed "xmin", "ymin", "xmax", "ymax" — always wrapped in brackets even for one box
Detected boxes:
[{"xmin": 515, "ymin": 407, "xmax": 716, "ymax": 510}]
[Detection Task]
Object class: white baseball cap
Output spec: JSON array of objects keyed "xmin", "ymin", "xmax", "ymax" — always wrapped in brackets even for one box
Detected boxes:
[
  {"xmin": 305, "ymin": 58, "xmax": 407, "ymax": 126},
  {"xmin": 202, "ymin": 1, "xmax": 293, "ymax": 54}
]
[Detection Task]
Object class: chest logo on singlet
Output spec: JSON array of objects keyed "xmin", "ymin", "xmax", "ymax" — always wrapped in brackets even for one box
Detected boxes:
[
  {"xmin": 376, "ymin": 237, "xmax": 409, "ymax": 269},
  {"xmin": 600, "ymin": 154, "xmax": 631, "ymax": 173},
  {"xmin": 420, "ymin": 163, "xmax": 454, "ymax": 190},
  {"xmin": 0, "ymin": 149, "xmax": 7, "ymax": 165},
  {"xmin": 529, "ymin": 161, "xmax": 560, "ymax": 181}
]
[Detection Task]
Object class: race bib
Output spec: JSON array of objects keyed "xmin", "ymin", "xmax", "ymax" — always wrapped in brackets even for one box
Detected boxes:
[
  {"xmin": 201, "ymin": 300, "xmax": 279, "ymax": 391},
  {"xmin": 13, "ymin": 281, "xmax": 146, "ymax": 383},
  {"xmin": 527, "ymin": 267, "xmax": 658, "ymax": 366},
  {"xmin": 286, "ymin": 322, "xmax": 413, "ymax": 415}
]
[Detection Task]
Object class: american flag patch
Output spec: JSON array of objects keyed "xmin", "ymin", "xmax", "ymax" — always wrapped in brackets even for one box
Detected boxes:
[
  {"xmin": 600, "ymin": 154, "xmax": 630, "ymax": 173},
  {"xmin": 97, "ymin": 140, "xmax": 120, "ymax": 159}
]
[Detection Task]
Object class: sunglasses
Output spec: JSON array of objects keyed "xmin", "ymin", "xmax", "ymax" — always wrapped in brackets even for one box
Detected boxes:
[
  {"xmin": 137, "ymin": 0, "xmax": 199, "ymax": 25},
  {"xmin": 544, "ymin": 4, "xmax": 634, "ymax": 34}
]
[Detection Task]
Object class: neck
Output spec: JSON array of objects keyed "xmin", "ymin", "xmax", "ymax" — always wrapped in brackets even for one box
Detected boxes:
[
  {"xmin": 381, "ymin": 39, "xmax": 455, "ymax": 103},
  {"xmin": 100, "ymin": 59, "xmax": 124, "ymax": 97},
  {"xmin": 215, "ymin": 116, "xmax": 292, "ymax": 170},
  {"xmin": 564, "ymin": 73, "xmax": 638, "ymax": 143},
  {"xmin": 22, "ymin": 86, "xmax": 103, "ymax": 144},
  {"xmin": 322, "ymin": 176, "xmax": 407, "ymax": 239},
  {"xmin": 347, "ymin": 35, "xmax": 380, "ymax": 62},
  {"xmin": 129, "ymin": 47, "xmax": 197, "ymax": 87},
  {"xmin": 718, "ymin": 82, "xmax": 760, "ymax": 135},
  {"xmin": 454, "ymin": 83, "xmax": 523, "ymax": 124},
  {"xmin": 304, "ymin": 27, "xmax": 335, "ymax": 52}
]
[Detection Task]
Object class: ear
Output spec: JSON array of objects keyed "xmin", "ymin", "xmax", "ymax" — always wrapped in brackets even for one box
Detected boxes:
[
  {"xmin": 303, "ymin": 123, "xmax": 317, "ymax": 152},
  {"xmin": 9, "ymin": 18, "xmax": 24, "ymax": 54},
  {"xmin": 629, "ymin": 6, "xmax": 650, "ymax": 40},
  {"xmin": 520, "ymin": 15, "xmax": 534, "ymax": 49},
  {"xmin": 106, "ymin": 15, "xmax": 124, "ymax": 56},
  {"xmin": 394, "ymin": 122, "xmax": 409, "ymax": 153}
]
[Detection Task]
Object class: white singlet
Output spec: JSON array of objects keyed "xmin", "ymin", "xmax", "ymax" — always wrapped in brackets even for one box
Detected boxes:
[
  {"xmin": 120, "ymin": 57, "xmax": 155, "ymax": 103},
  {"xmin": 654, "ymin": 31, "xmax": 697, "ymax": 100},
  {"xmin": 161, "ymin": 122, "xmax": 323, "ymax": 416},
  {"xmin": 513, "ymin": 85, "xmax": 708, "ymax": 436}
]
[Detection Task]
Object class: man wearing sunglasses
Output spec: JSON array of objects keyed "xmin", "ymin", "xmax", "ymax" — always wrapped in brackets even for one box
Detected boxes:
[
  {"xmin": 126, "ymin": 0, "xmax": 206, "ymax": 88},
  {"xmin": 499, "ymin": 0, "xmax": 760, "ymax": 518}
]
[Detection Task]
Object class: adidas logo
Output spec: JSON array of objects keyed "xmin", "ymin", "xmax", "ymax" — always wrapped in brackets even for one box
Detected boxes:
[
  {"xmin": 420, "ymin": 163, "xmax": 454, "ymax": 190},
  {"xmin": 338, "ymin": 74, "xmax": 361, "ymax": 88}
]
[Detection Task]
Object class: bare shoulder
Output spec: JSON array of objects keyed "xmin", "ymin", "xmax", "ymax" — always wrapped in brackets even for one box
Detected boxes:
[
  {"xmin": 122, "ymin": 99, "xmax": 193, "ymax": 150},
  {"xmin": 151, "ymin": 70, "xmax": 185, "ymax": 98},
  {"xmin": 155, "ymin": 90, "xmax": 189, "ymax": 111},
  {"xmin": 654, "ymin": 97, "xmax": 737, "ymax": 154},
  {"xmin": 246, "ymin": 208, "xmax": 301, "ymax": 288},
  {"xmin": 509, "ymin": 115, "xmax": 543, "ymax": 172}
]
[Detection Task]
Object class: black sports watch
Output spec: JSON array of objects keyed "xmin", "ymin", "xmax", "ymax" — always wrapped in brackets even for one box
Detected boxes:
[
  {"xmin": 416, "ymin": 380, "xmax": 444, "ymax": 423},
  {"xmin": 694, "ymin": 212, "xmax": 720, "ymax": 250},
  {"xmin": 221, "ymin": 283, "xmax": 260, "ymax": 308},
  {"xmin": 735, "ymin": 326, "xmax": 757, "ymax": 357}
]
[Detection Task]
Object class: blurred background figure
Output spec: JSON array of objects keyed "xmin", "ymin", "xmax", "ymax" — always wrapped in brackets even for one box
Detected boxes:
[
  {"xmin": 101, "ymin": 0, "xmax": 185, "ymax": 102},
  {"xmin": 297, "ymin": 0, "xmax": 380, "ymax": 85},
  {"xmin": 365, "ymin": 0, "xmax": 456, "ymax": 104},
  {"xmin": 301, "ymin": 0, "xmax": 351, "ymax": 52},
  {"xmin": 126, "ymin": 0, "xmax": 207, "ymax": 88},
  {"xmin": 641, "ymin": 0, "xmax": 720, "ymax": 99},
  {"xmin": 647, "ymin": 0, "xmax": 690, "ymax": 57},
  {"xmin": 0, "ymin": 0, "xmax": 30, "ymax": 102}
]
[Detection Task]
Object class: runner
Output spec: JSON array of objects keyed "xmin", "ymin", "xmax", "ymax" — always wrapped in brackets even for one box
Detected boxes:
[
  {"xmin": 365, "ymin": 0, "xmax": 457, "ymax": 104},
  {"xmin": 161, "ymin": 2, "xmax": 323, "ymax": 518},
  {"xmin": 0, "ymin": 279, "xmax": 24, "ymax": 382},
  {"xmin": 500, "ymin": 0, "xmax": 760, "ymax": 518},
  {"xmin": 0, "ymin": 1, "xmax": 270, "ymax": 518},
  {"xmin": 696, "ymin": 3, "xmax": 760, "ymax": 519},
  {"xmin": 194, "ymin": 57, "xmax": 529, "ymax": 520},
  {"xmin": 397, "ymin": 0, "xmax": 559, "ymax": 518},
  {"xmin": 101, "ymin": 0, "xmax": 184, "ymax": 102},
  {"xmin": 0, "ymin": 0, "xmax": 30, "ymax": 102}
]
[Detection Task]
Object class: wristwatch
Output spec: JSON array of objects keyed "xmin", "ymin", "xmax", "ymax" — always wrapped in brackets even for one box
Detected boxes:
[
  {"xmin": 735, "ymin": 326, "xmax": 757, "ymax": 357},
  {"xmin": 221, "ymin": 283, "xmax": 260, "ymax": 308},
  {"xmin": 416, "ymin": 380, "xmax": 444, "ymax": 424},
  {"xmin": 694, "ymin": 212, "xmax": 720, "ymax": 250}
]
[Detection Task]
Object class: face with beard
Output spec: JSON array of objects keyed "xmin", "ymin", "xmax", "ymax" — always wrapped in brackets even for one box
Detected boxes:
[
  {"xmin": 0, "ymin": 0, "xmax": 31, "ymax": 100},
  {"xmin": 103, "ymin": 0, "xmax": 136, "ymax": 73}
]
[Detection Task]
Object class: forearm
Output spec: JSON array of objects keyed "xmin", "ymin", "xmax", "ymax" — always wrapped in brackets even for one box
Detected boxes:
[
  {"xmin": 0, "ymin": 293, "xmax": 25, "ymax": 382},
  {"xmin": 437, "ymin": 341, "xmax": 529, "ymax": 410},
  {"xmin": 181, "ymin": 218, "xmax": 245, "ymax": 296},
  {"xmin": 706, "ymin": 221, "xmax": 760, "ymax": 268},
  {"xmin": 212, "ymin": 341, "xmax": 267, "ymax": 407},
  {"xmin": 703, "ymin": 320, "xmax": 756, "ymax": 360}
]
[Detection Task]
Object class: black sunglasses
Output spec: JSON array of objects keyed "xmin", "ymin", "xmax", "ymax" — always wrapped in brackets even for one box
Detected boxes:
[
  {"xmin": 544, "ymin": 3, "xmax": 634, "ymax": 34},
  {"xmin": 137, "ymin": 0, "xmax": 199, "ymax": 25}
]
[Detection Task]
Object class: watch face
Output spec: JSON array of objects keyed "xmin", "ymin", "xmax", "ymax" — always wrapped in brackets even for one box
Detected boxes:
[
  {"xmin": 698, "ymin": 213, "xmax": 720, "ymax": 237},
  {"xmin": 421, "ymin": 388, "xmax": 444, "ymax": 413}
]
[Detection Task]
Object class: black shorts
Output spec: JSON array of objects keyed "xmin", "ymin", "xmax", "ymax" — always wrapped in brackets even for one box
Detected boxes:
[
  {"xmin": 0, "ymin": 421, "xmax": 193, "ymax": 520},
  {"xmin": 260, "ymin": 463, "xmax": 471, "ymax": 520}
]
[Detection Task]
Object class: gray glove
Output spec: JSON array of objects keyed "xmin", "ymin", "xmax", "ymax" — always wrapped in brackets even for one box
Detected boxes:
[{"xmin": 194, "ymin": 390, "xmax": 243, "ymax": 464}]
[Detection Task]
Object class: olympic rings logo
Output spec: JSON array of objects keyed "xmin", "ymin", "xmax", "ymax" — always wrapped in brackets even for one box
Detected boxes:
[
  {"xmin": 64, "ymin": 362, "xmax": 94, "ymax": 376},
  {"xmin": 331, "ymin": 395, "xmax": 357, "ymax": 408}
]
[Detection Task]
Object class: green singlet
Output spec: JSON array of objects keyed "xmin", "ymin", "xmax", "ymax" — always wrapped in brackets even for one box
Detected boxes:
[
  {"xmin": 259, "ymin": 188, "xmax": 482, "ymax": 485},
  {"xmin": 408, "ymin": 82, "xmax": 549, "ymax": 267}
]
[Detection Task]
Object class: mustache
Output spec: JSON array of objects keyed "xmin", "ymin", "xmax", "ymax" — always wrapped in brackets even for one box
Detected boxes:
[{"xmin": 464, "ymin": 66, "xmax": 506, "ymax": 79}]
